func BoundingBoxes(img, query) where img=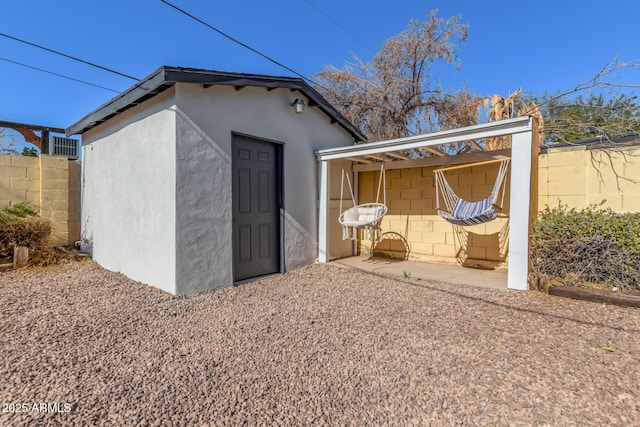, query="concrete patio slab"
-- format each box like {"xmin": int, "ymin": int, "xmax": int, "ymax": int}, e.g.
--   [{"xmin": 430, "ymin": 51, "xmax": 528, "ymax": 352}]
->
[{"xmin": 331, "ymin": 255, "xmax": 508, "ymax": 289}]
